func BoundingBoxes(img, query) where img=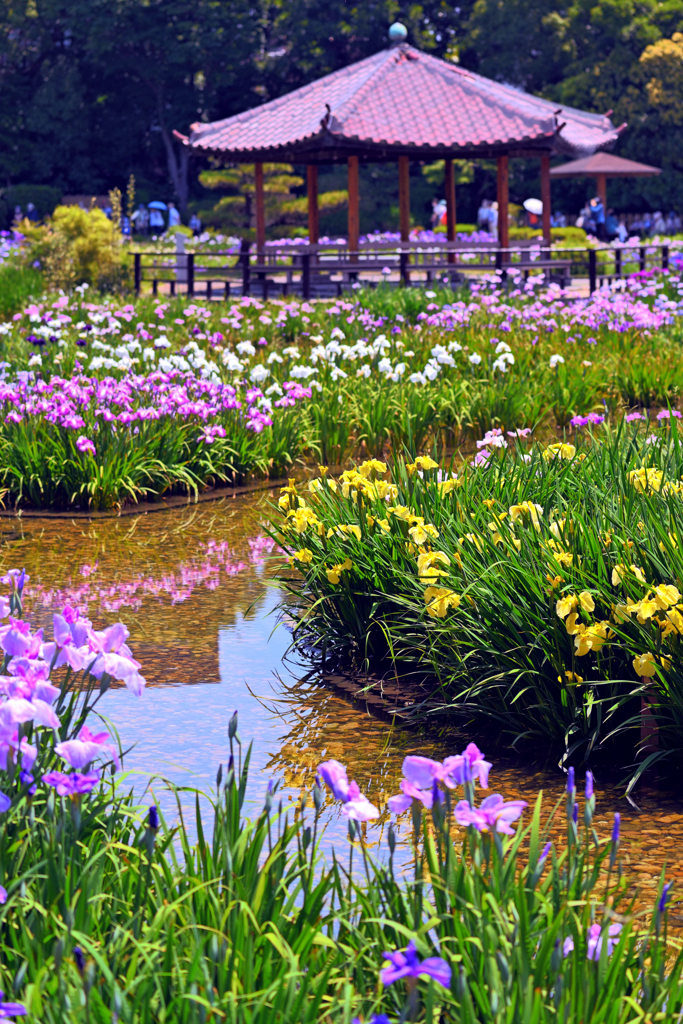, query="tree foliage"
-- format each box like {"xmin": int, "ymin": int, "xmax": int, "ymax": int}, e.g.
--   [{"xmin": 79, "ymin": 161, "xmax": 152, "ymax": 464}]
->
[{"xmin": 2, "ymin": 0, "xmax": 683, "ymax": 214}]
